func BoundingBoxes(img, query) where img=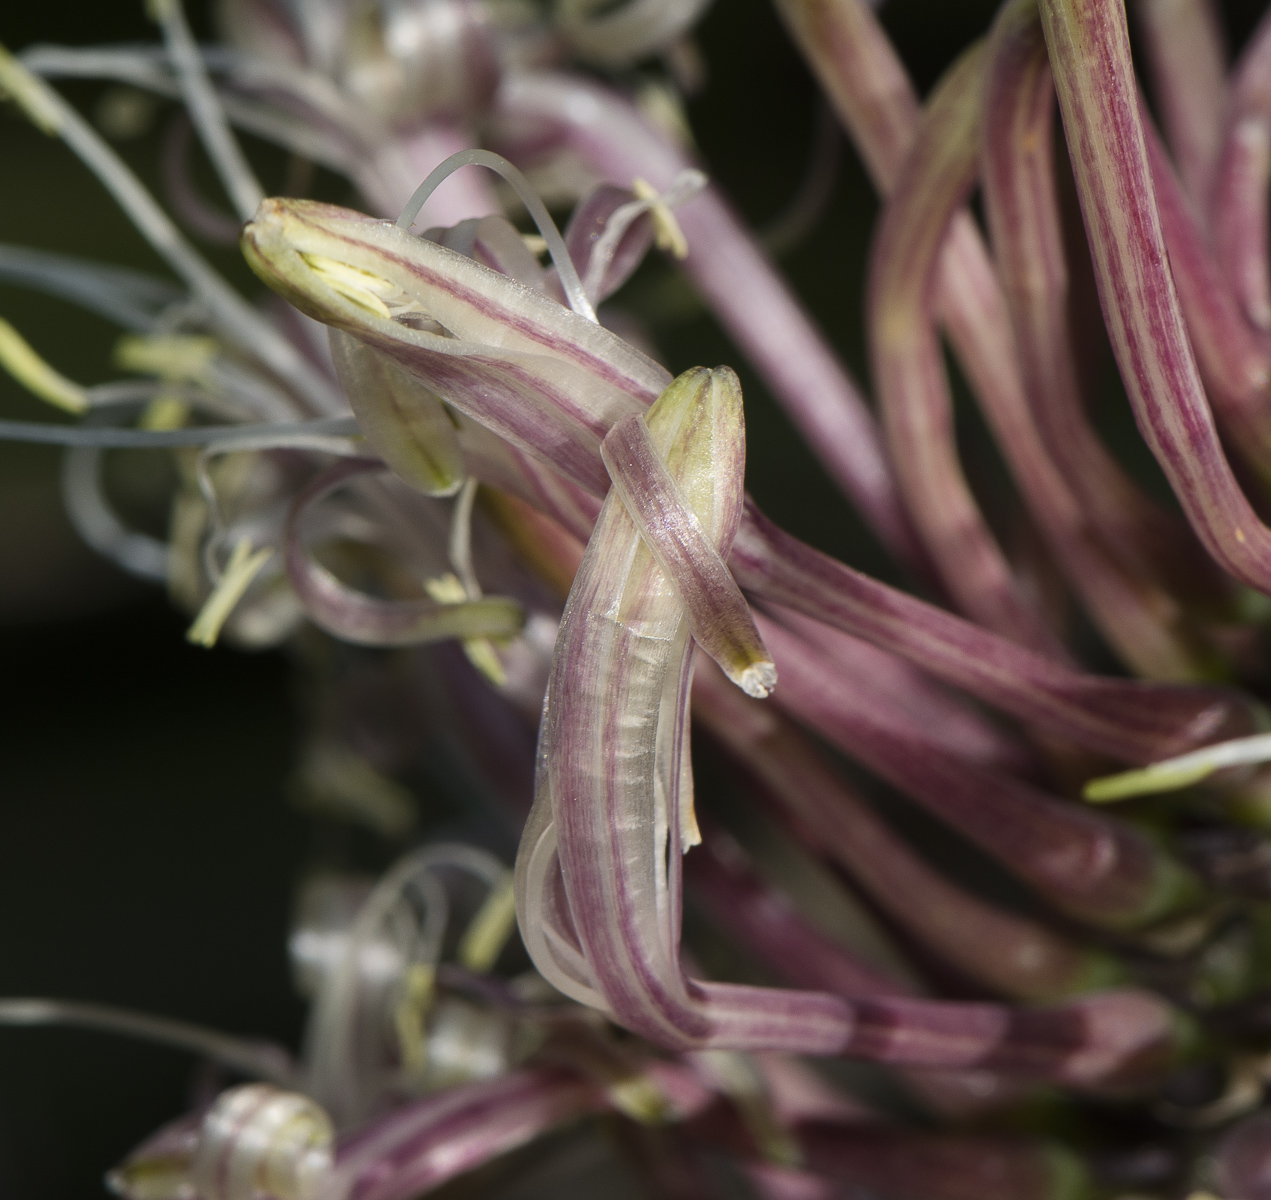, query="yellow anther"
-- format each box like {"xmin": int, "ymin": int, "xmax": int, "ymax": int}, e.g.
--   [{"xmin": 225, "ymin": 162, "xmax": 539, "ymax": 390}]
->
[
  {"xmin": 1084, "ymin": 732, "xmax": 1271, "ymax": 803},
  {"xmin": 459, "ymin": 639, "xmax": 506, "ymax": 686},
  {"xmin": 394, "ymin": 962, "xmax": 436, "ymax": 1074},
  {"xmin": 632, "ymin": 177, "xmax": 690, "ymax": 260},
  {"xmin": 186, "ymin": 538, "xmax": 273, "ymax": 648},
  {"xmin": 680, "ymin": 793, "xmax": 702, "ymax": 850},
  {"xmin": 424, "ymin": 573, "xmax": 508, "ymax": 687},
  {"xmin": 1084, "ymin": 760, "xmax": 1215, "ymax": 803},
  {"xmin": 457, "ymin": 876, "xmax": 517, "ymax": 973},
  {"xmin": 424, "ymin": 572, "xmax": 467, "ymax": 605},
  {"xmin": 115, "ymin": 334, "xmax": 218, "ymax": 382},
  {"xmin": 300, "ymin": 253, "xmax": 396, "ymax": 319},
  {"xmin": 0, "ymin": 45, "xmax": 63, "ymax": 136},
  {"xmin": 605, "ymin": 1072, "xmax": 672, "ymax": 1124},
  {"xmin": 520, "ymin": 233, "xmax": 549, "ymax": 258},
  {"xmin": 0, "ymin": 318, "xmax": 88, "ymax": 413},
  {"xmin": 139, "ymin": 396, "xmax": 190, "ymax": 431}
]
